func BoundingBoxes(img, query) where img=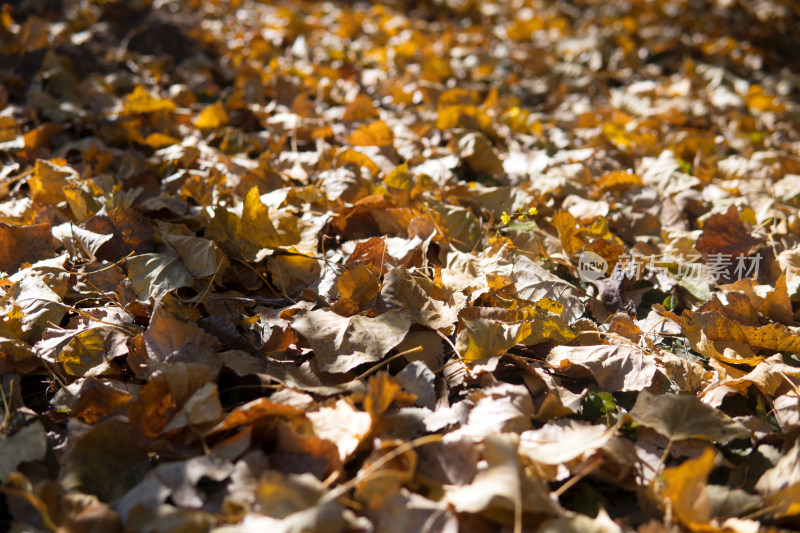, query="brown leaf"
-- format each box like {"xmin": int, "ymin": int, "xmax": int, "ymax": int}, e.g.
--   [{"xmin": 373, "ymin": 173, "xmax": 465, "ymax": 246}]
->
[
  {"xmin": 0, "ymin": 222, "xmax": 54, "ymax": 273},
  {"xmin": 71, "ymin": 378, "xmax": 134, "ymax": 424},
  {"xmin": 125, "ymin": 253, "xmax": 194, "ymax": 301},
  {"xmin": 348, "ymin": 120, "xmax": 394, "ymax": 147},
  {"xmin": 553, "ymin": 210, "xmax": 588, "ymax": 255},
  {"xmin": 336, "ymin": 263, "xmax": 379, "ymax": 308},
  {"xmin": 342, "ymin": 93, "xmax": 380, "ymax": 122},
  {"xmin": 519, "ymin": 420, "xmax": 616, "ymax": 468},
  {"xmin": 59, "ymin": 419, "xmax": 150, "ymax": 501},
  {"xmin": 453, "ymin": 130, "xmax": 503, "ymax": 176},
  {"xmin": 0, "ymin": 421, "xmax": 47, "ymax": 482},
  {"xmin": 443, "ymin": 433, "xmax": 561, "ymax": 517},
  {"xmin": 381, "ymin": 268, "xmax": 459, "ymax": 331},
  {"xmin": 291, "ymin": 309, "xmax": 411, "ymax": 374},
  {"xmin": 547, "ymin": 344, "xmax": 656, "ymax": 392},
  {"xmin": 108, "ymin": 208, "xmax": 155, "ymax": 254},
  {"xmin": 208, "ymin": 397, "xmax": 304, "ymax": 435},
  {"xmin": 355, "ymin": 439, "xmax": 417, "ymax": 510},
  {"xmin": 128, "ymin": 363, "xmax": 216, "ymax": 437},
  {"xmin": 628, "ymin": 390, "xmax": 749, "ymax": 443},
  {"xmin": 696, "ymin": 205, "xmax": 761, "ymax": 256}
]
